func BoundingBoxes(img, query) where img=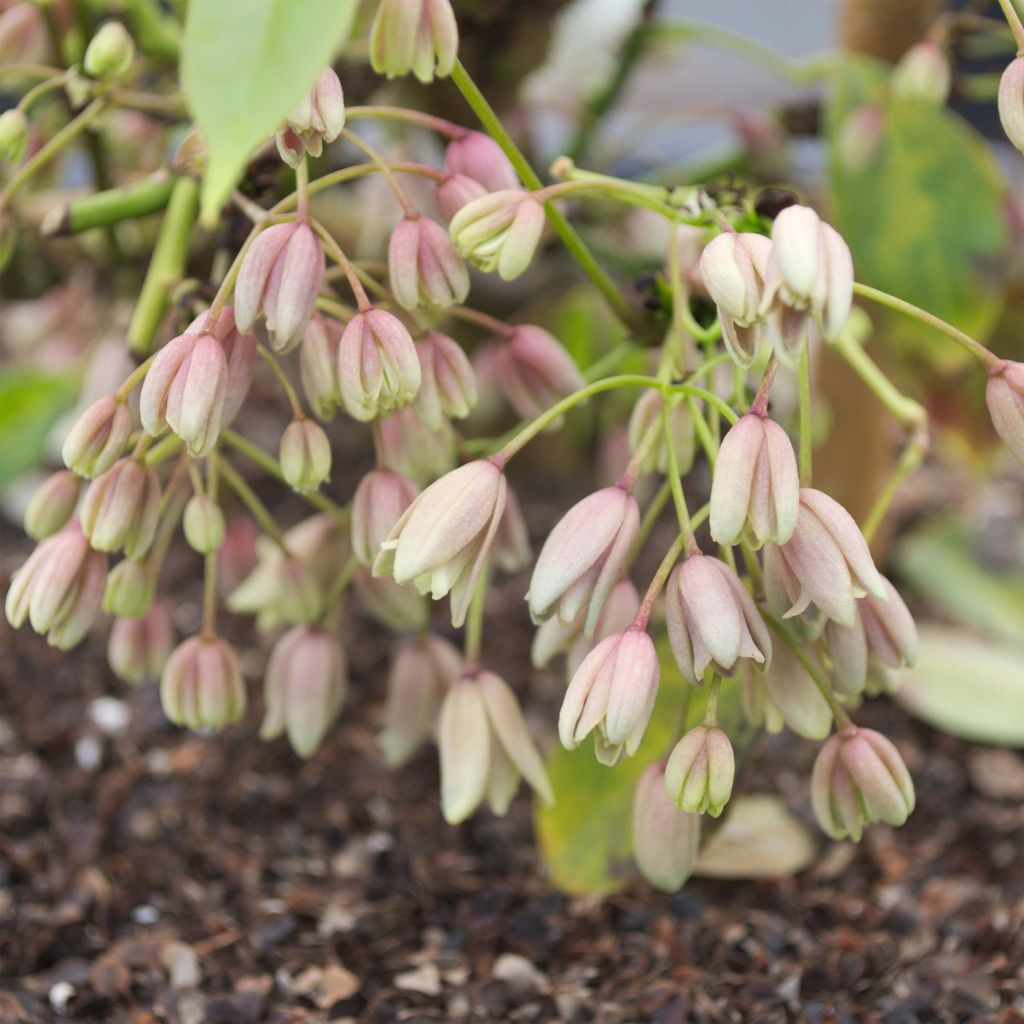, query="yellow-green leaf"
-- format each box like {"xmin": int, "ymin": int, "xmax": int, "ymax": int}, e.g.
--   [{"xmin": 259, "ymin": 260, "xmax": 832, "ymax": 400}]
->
[
  {"xmin": 181, "ymin": 0, "xmax": 358, "ymax": 223},
  {"xmin": 0, "ymin": 370, "xmax": 76, "ymax": 485}
]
